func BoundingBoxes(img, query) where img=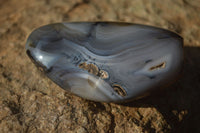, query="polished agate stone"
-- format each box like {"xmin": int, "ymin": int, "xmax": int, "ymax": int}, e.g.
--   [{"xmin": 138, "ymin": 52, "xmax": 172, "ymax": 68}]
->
[{"xmin": 26, "ymin": 22, "xmax": 183, "ymax": 102}]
